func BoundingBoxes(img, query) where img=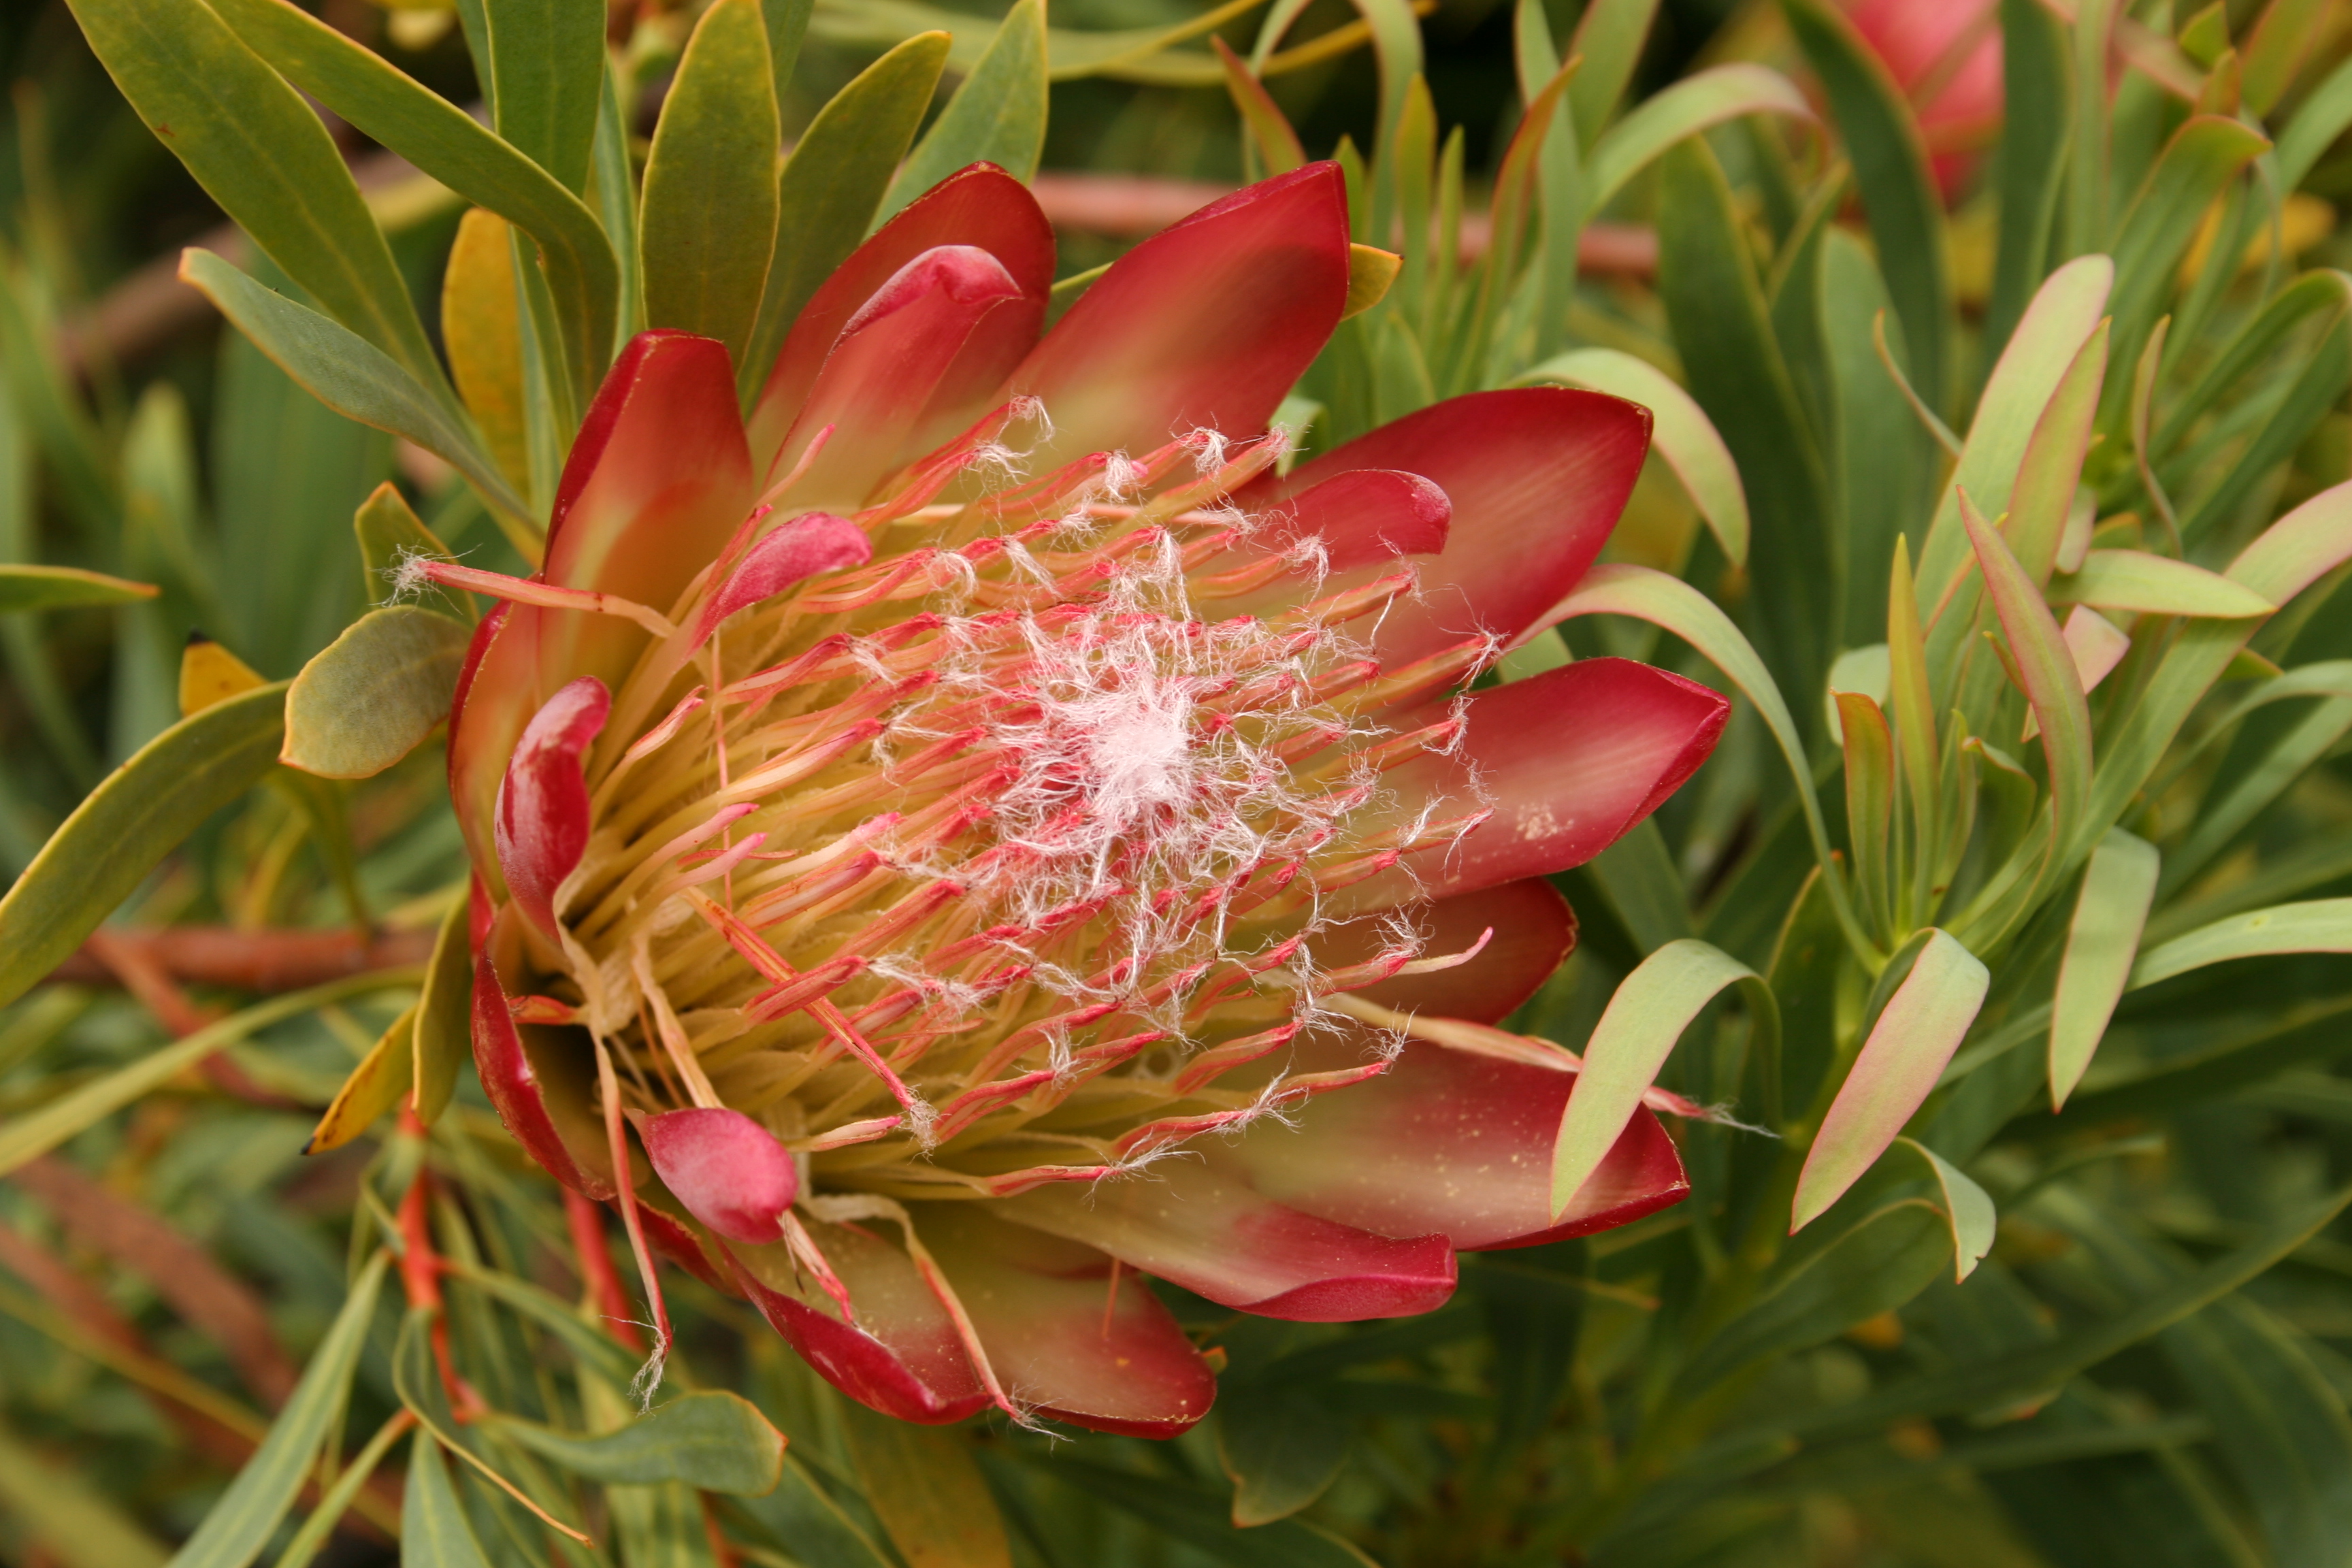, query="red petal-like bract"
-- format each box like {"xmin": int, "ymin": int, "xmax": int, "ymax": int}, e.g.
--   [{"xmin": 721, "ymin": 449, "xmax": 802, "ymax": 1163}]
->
[
  {"xmin": 494, "ymin": 677, "xmax": 609, "ymax": 941},
  {"xmin": 691, "ymin": 512, "xmax": 873, "ymax": 648},
  {"xmin": 471, "ymin": 947, "xmax": 617, "ymax": 1200},
  {"xmin": 1327, "ymin": 879, "xmax": 1578, "ymax": 1024},
  {"xmin": 640, "ymin": 1107, "xmax": 799, "ymax": 1244},
  {"xmin": 1007, "ymin": 162, "xmax": 1351, "ymax": 463}
]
